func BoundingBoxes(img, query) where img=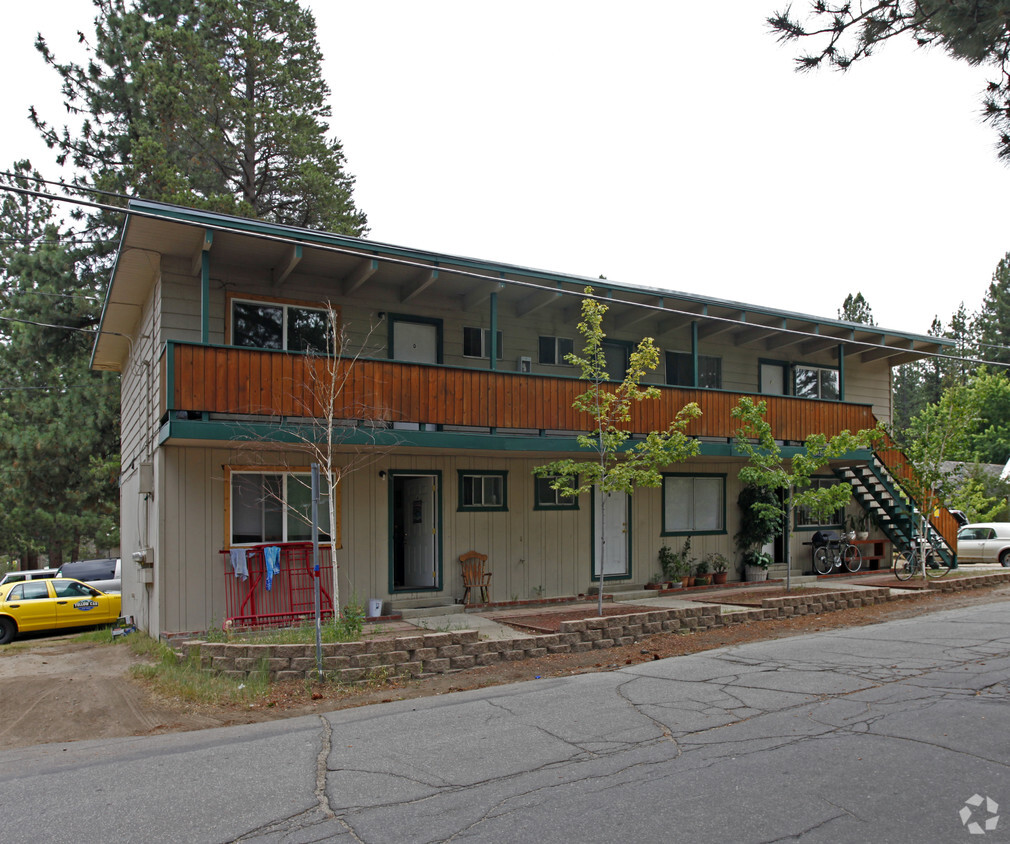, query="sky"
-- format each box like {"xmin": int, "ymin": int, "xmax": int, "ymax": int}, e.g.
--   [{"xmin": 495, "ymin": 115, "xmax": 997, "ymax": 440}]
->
[{"xmin": 2, "ymin": 1, "xmax": 1009, "ymax": 339}]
